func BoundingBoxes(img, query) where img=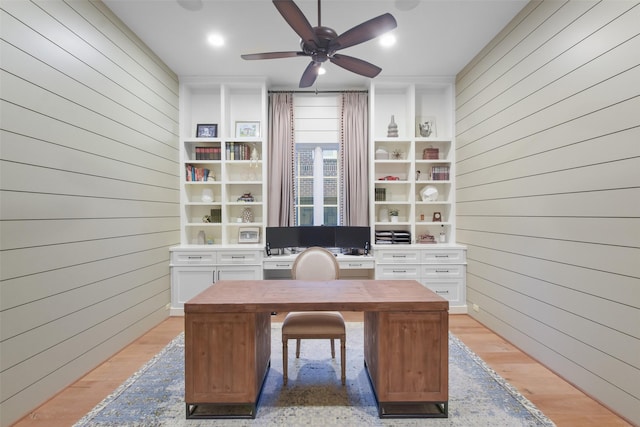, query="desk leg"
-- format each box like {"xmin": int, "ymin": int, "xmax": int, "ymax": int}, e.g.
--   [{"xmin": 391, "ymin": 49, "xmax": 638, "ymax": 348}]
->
[
  {"xmin": 364, "ymin": 311, "xmax": 448, "ymax": 418},
  {"xmin": 185, "ymin": 312, "xmax": 271, "ymax": 419}
]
